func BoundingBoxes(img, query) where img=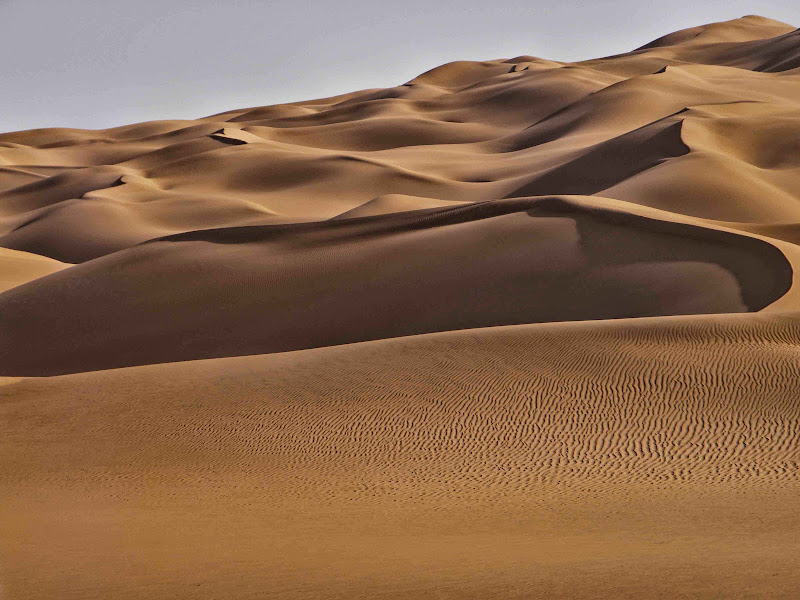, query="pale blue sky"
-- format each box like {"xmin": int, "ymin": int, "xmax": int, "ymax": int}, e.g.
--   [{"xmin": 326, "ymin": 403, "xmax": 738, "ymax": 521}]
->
[{"xmin": 1, "ymin": 0, "xmax": 797, "ymax": 132}]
